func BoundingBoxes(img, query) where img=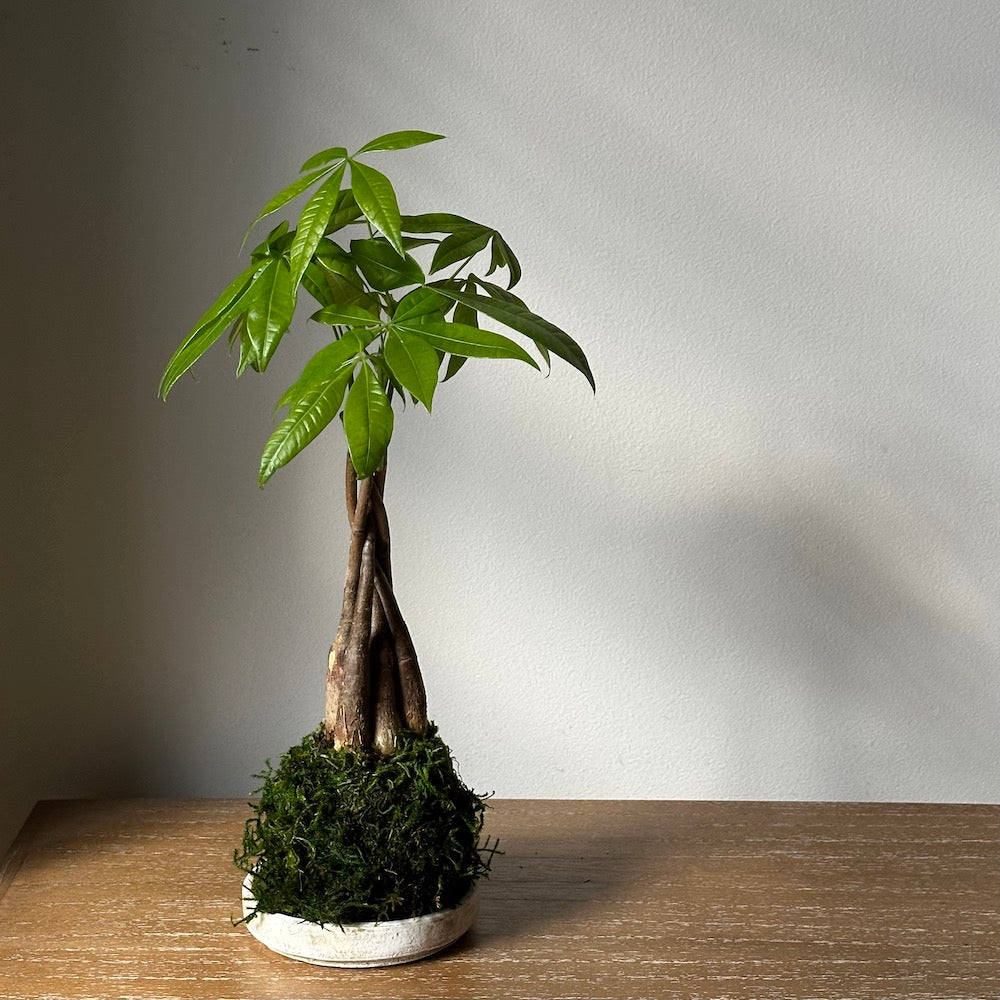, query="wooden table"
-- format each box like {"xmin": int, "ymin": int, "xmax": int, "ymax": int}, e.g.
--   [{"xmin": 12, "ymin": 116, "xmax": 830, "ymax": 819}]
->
[{"xmin": 0, "ymin": 799, "xmax": 997, "ymax": 999}]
